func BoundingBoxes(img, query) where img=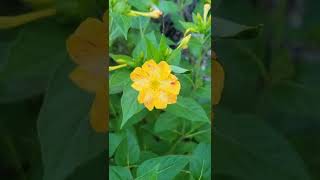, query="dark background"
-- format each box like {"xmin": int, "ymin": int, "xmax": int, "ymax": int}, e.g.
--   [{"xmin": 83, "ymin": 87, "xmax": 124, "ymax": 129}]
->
[
  {"xmin": 214, "ymin": 0, "xmax": 320, "ymax": 179},
  {"xmin": 1, "ymin": 0, "xmax": 320, "ymax": 179}
]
